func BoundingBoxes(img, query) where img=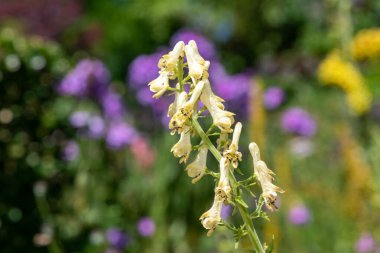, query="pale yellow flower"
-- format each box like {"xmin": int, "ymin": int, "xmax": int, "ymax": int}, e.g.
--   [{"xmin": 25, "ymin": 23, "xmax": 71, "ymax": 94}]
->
[
  {"xmin": 158, "ymin": 41, "xmax": 185, "ymax": 78},
  {"xmin": 223, "ymin": 122, "xmax": 243, "ymax": 168},
  {"xmin": 171, "ymin": 126, "xmax": 192, "ymax": 163},
  {"xmin": 148, "ymin": 72, "xmax": 169, "ymax": 98},
  {"xmin": 186, "ymin": 145, "xmax": 208, "ymax": 183},
  {"xmin": 215, "ymin": 157, "xmax": 231, "ymax": 203},
  {"xmin": 199, "ymin": 194, "xmax": 223, "ymax": 236},
  {"xmin": 169, "ymin": 81, "xmax": 204, "ymax": 133},
  {"xmin": 185, "ymin": 40, "xmax": 209, "ymax": 80},
  {"xmin": 200, "ymin": 80, "xmax": 235, "ymax": 133},
  {"xmin": 249, "ymin": 142, "xmax": 284, "ymax": 211}
]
